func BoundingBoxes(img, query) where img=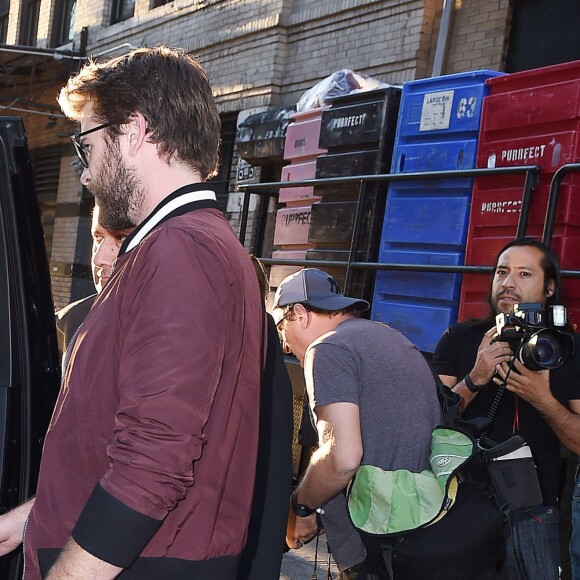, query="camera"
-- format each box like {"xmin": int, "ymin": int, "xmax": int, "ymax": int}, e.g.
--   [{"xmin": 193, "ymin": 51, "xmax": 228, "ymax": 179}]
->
[{"xmin": 494, "ymin": 303, "xmax": 575, "ymax": 371}]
